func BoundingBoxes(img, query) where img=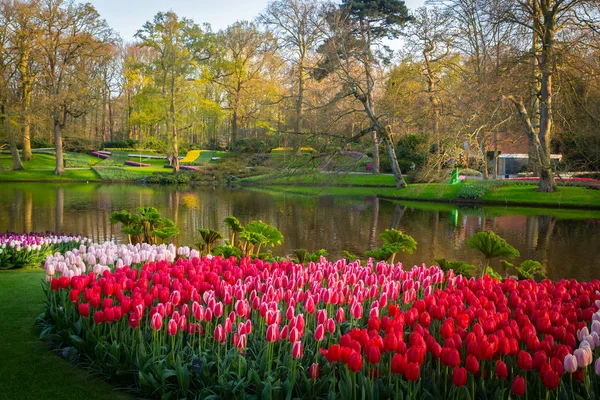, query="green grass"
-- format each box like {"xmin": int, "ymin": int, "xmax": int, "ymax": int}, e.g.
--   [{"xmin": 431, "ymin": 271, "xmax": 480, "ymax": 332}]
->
[
  {"xmin": 482, "ymin": 185, "xmax": 600, "ymax": 208},
  {"xmin": 0, "ymin": 153, "xmax": 57, "ymax": 169},
  {"xmin": 127, "ymin": 155, "xmax": 167, "ymax": 167},
  {"xmin": 242, "ymin": 172, "xmax": 398, "ymax": 186},
  {"xmin": 96, "ymin": 151, "xmax": 130, "ymax": 167},
  {"xmin": 0, "ymin": 269, "xmax": 131, "ymax": 400},
  {"xmin": 0, "ymin": 169, "xmax": 101, "ymax": 182},
  {"xmin": 64, "ymin": 152, "xmax": 103, "ymax": 168}
]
